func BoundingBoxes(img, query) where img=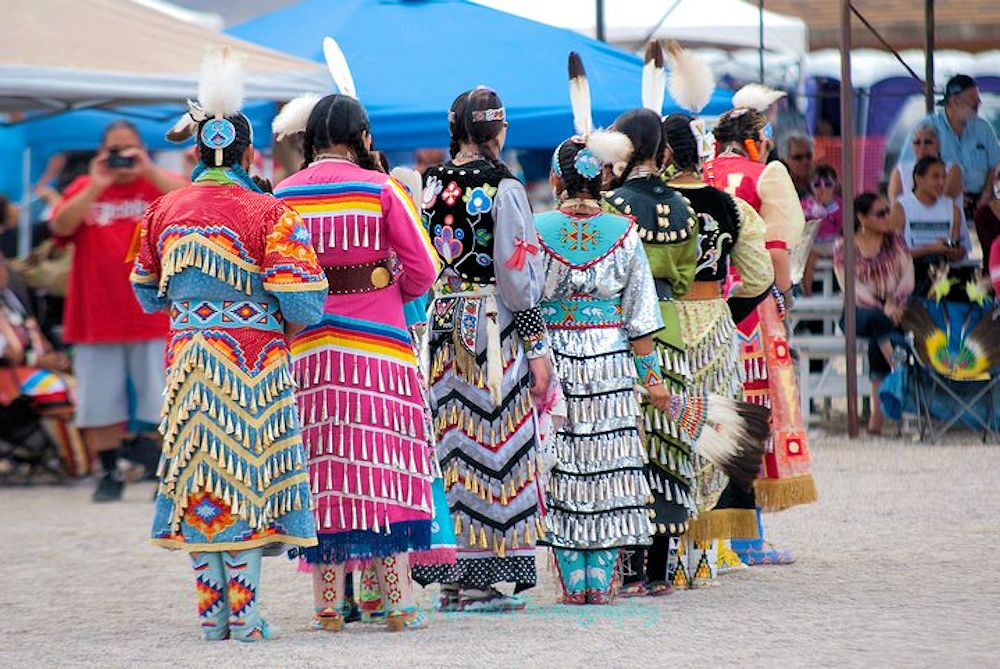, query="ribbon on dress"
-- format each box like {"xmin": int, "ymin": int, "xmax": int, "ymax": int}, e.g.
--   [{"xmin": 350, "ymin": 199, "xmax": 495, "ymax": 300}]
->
[{"xmin": 505, "ymin": 237, "xmax": 539, "ymax": 271}]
